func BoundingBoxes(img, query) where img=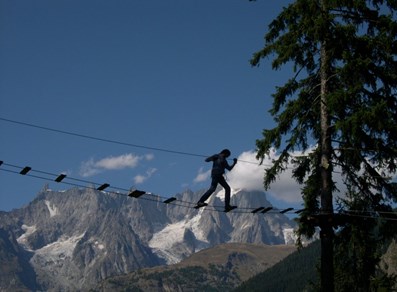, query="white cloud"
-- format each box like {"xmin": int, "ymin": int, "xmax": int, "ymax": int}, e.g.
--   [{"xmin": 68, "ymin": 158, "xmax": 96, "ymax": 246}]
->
[
  {"xmin": 193, "ymin": 167, "xmax": 211, "ymax": 183},
  {"xmin": 225, "ymin": 149, "xmax": 310, "ymax": 203},
  {"xmin": 80, "ymin": 153, "xmax": 153, "ymax": 177},
  {"xmin": 133, "ymin": 175, "xmax": 146, "ymax": 184},
  {"xmin": 193, "ymin": 147, "xmax": 395, "ymax": 205},
  {"xmin": 227, "ymin": 150, "xmax": 268, "ymax": 193},
  {"xmin": 134, "ymin": 168, "xmax": 157, "ymax": 185},
  {"xmin": 265, "ymin": 167, "xmax": 304, "ymax": 203},
  {"xmin": 145, "ymin": 153, "xmax": 154, "ymax": 161},
  {"xmin": 95, "ymin": 154, "xmax": 141, "ymax": 170},
  {"xmin": 80, "ymin": 159, "xmax": 102, "ymax": 177},
  {"xmin": 226, "ymin": 148, "xmax": 349, "ymax": 204}
]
